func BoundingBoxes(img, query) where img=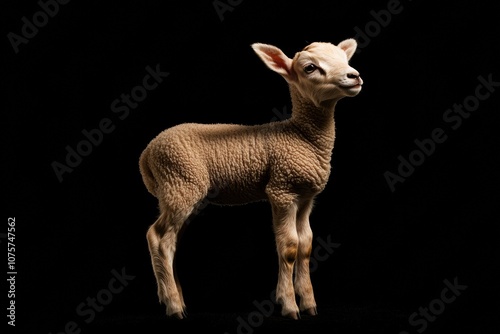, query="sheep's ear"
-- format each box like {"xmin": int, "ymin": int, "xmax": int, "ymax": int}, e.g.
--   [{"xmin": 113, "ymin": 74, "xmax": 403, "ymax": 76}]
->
[
  {"xmin": 251, "ymin": 43, "xmax": 296, "ymax": 82},
  {"xmin": 337, "ymin": 38, "xmax": 357, "ymax": 60}
]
